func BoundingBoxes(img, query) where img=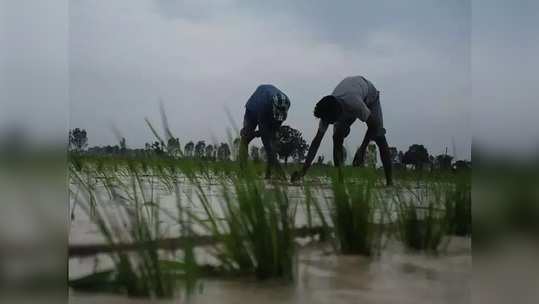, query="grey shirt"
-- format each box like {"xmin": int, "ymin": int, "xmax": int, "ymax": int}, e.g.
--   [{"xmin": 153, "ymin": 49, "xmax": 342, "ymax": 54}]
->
[
  {"xmin": 332, "ymin": 76, "xmax": 378, "ymax": 122},
  {"xmin": 317, "ymin": 76, "xmax": 383, "ymax": 137}
]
